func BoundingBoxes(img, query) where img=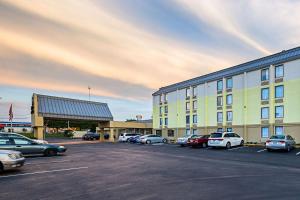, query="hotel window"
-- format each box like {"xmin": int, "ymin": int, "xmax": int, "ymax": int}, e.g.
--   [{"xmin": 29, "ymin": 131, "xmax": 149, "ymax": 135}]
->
[
  {"xmin": 193, "ymin": 100, "xmax": 197, "ymax": 110},
  {"xmin": 275, "ymin": 65, "xmax": 284, "ymax": 78},
  {"xmin": 226, "ymin": 77, "xmax": 233, "ymax": 89},
  {"xmin": 275, "ymin": 85, "xmax": 284, "ymax": 98},
  {"xmin": 193, "ymin": 114, "xmax": 197, "ymax": 124},
  {"xmin": 186, "ymin": 128, "xmax": 191, "ymax": 136},
  {"xmin": 226, "ymin": 128, "xmax": 233, "ymax": 132},
  {"xmin": 167, "ymin": 130, "xmax": 174, "ymax": 137},
  {"xmin": 159, "ymin": 107, "xmax": 163, "ymax": 115},
  {"xmin": 217, "ymin": 80, "xmax": 223, "ymax": 91},
  {"xmin": 186, "ymin": 102, "xmax": 190, "ymax": 110},
  {"xmin": 164, "ymin": 105, "xmax": 168, "ymax": 113},
  {"xmin": 186, "ymin": 115, "xmax": 190, "ymax": 125},
  {"xmin": 275, "ymin": 126, "xmax": 284, "ymax": 135},
  {"xmin": 261, "ymin": 88, "xmax": 269, "ymax": 100},
  {"xmin": 192, "ymin": 129, "xmax": 198, "ymax": 135},
  {"xmin": 261, "ymin": 68, "xmax": 269, "ymax": 81},
  {"xmin": 159, "ymin": 118, "xmax": 163, "ymax": 126},
  {"xmin": 186, "ymin": 88, "xmax": 191, "ymax": 98},
  {"xmin": 217, "ymin": 96, "xmax": 223, "ymax": 107},
  {"xmin": 261, "ymin": 107, "xmax": 269, "ymax": 119},
  {"xmin": 164, "ymin": 93, "xmax": 168, "ymax": 102},
  {"xmin": 217, "ymin": 128, "xmax": 223, "ymax": 132},
  {"xmin": 227, "ymin": 111, "xmax": 233, "ymax": 122},
  {"xmin": 261, "ymin": 127, "xmax": 269, "ymax": 138},
  {"xmin": 160, "ymin": 95, "xmax": 163, "ymax": 102},
  {"xmin": 217, "ymin": 112, "xmax": 223, "ymax": 123},
  {"xmin": 165, "ymin": 118, "xmax": 168, "ymax": 126},
  {"xmin": 275, "ymin": 106, "xmax": 284, "ymax": 118},
  {"xmin": 192, "ymin": 86, "xmax": 197, "ymax": 97},
  {"xmin": 226, "ymin": 94, "xmax": 233, "ymax": 105}
]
